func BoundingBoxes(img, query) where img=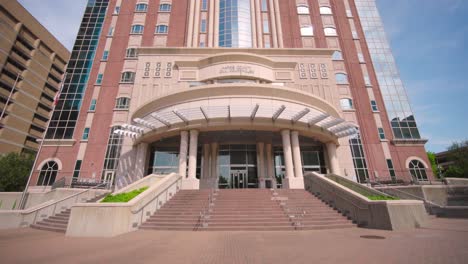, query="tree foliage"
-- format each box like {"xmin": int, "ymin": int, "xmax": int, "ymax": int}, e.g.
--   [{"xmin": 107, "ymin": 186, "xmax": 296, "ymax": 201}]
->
[
  {"xmin": 0, "ymin": 152, "xmax": 34, "ymax": 192},
  {"xmin": 444, "ymin": 140, "xmax": 468, "ymax": 178},
  {"xmin": 427, "ymin": 151, "xmax": 440, "ymax": 178}
]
